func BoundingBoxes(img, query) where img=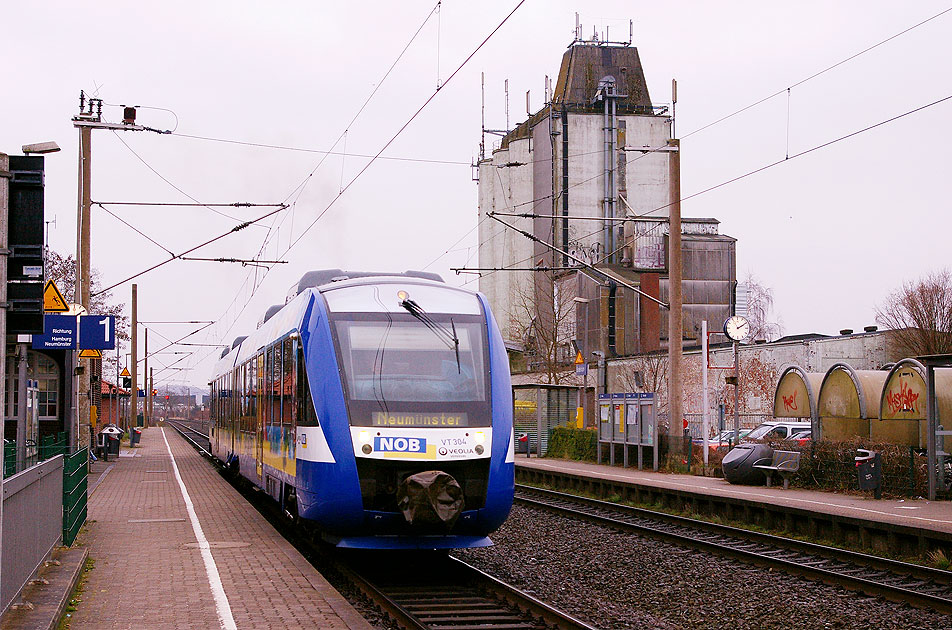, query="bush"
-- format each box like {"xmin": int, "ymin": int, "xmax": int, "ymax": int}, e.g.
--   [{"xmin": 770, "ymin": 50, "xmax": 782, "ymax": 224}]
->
[
  {"xmin": 791, "ymin": 438, "xmax": 925, "ymax": 497},
  {"xmin": 545, "ymin": 426, "xmax": 597, "ymax": 461},
  {"xmin": 713, "ymin": 438, "xmax": 930, "ymax": 497}
]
